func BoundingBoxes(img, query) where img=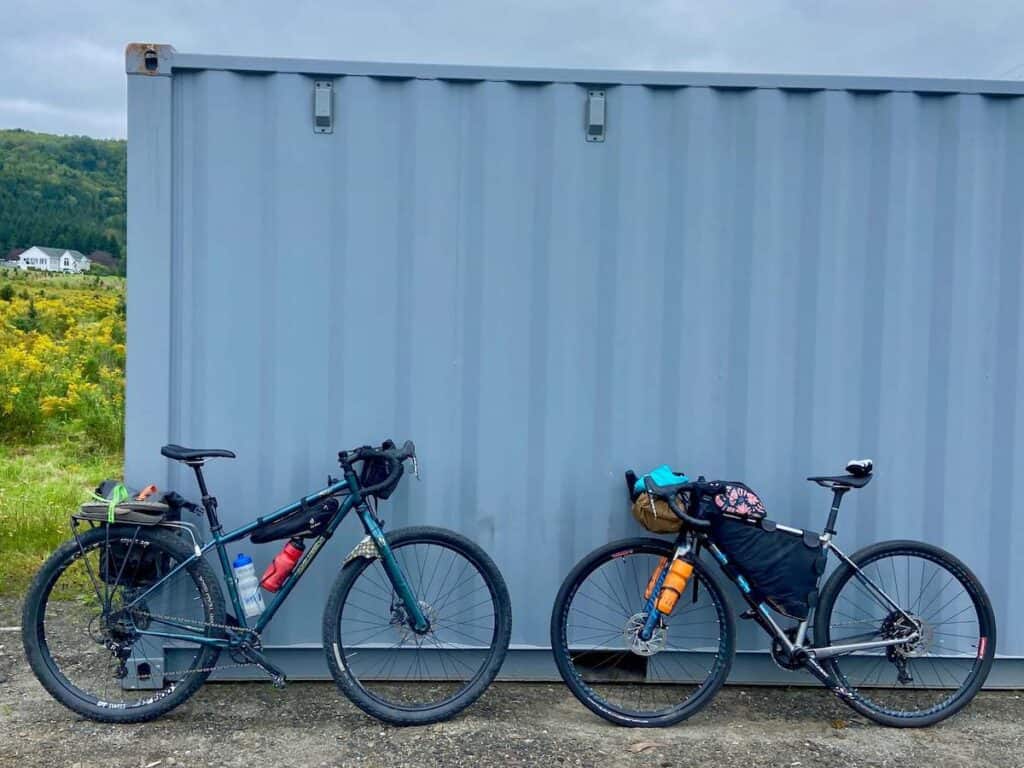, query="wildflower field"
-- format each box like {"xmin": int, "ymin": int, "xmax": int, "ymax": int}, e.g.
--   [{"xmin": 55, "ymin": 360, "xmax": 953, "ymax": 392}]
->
[{"xmin": 0, "ymin": 270, "xmax": 124, "ymax": 593}]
